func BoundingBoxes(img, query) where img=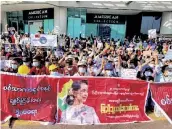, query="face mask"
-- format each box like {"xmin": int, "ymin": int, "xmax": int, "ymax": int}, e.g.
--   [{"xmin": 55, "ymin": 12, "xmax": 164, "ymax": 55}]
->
[
  {"xmin": 168, "ymin": 65, "xmax": 172, "ymax": 69},
  {"xmin": 7, "ymin": 49, "xmax": 11, "ymax": 52},
  {"xmin": 67, "ymin": 67, "xmax": 72, "ymax": 71},
  {"xmin": 11, "ymin": 64, "xmax": 18, "ymax": 70},
  {"xmin": 22, "ymin": 53, "xmax": 26, "ymax": 56},
  {"xmin": 17, "ymin": 49, "xmax": 21, "ymax": 52},
  {"xmin": 23, "ymin": 62, "xmax": 30, "ymax": 66},
  {"xmin": 32, "ymin": 62, "xmax": 39, "ymax": 67},
  {"xmin": 167, "ymin": 71, "xmax": 172, "ymax": 76},
  {"xmin": 50, "ymin": 72, "xmax": 59, "ymax": 76},
  {"xmin": 149, "ymin": 64, "xmax": 155, "ymax": 68},
  {"xmin": 106, "ymin": 70, "xmax": 113, "ymax": 77},
  {"xmin": 144, "ymin": 71, "xmax": 152, "ymax": 77},
  {"xmin": 114, "ymin": 62, "xmax": 118, "ymax": 66},
  {"xmin": 79, "ymin": 67, "xmax": 86, "ymax": 73}
]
